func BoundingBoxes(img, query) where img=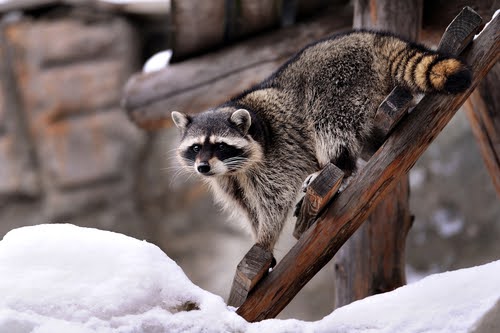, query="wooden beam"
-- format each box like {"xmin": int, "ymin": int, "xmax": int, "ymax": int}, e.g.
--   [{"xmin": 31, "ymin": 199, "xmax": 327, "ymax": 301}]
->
[
  {"xmin": 372, "ymin": 86, "xmax": 414, "ymax": 140},
  {"xmin": 464, "ymin": 63, "xmax": 500, "ymax": 197},
  {"xmin": 227, "ymin": 244, "xmax": 274, "ymax": 308},
  {"xmin": 121, "ymin": 6, "xmax": 353, "ymax": 130},
  {"xmin": 293, "ymin": 163, "xmax": 344, "ymax": 239},
  {"xmin": 236, "ymin": 8, "xmax": 498, "ymax": 321},
  {"xmin": 437, "ymin": 6, "xmax": 484, "ymax": 55}
]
